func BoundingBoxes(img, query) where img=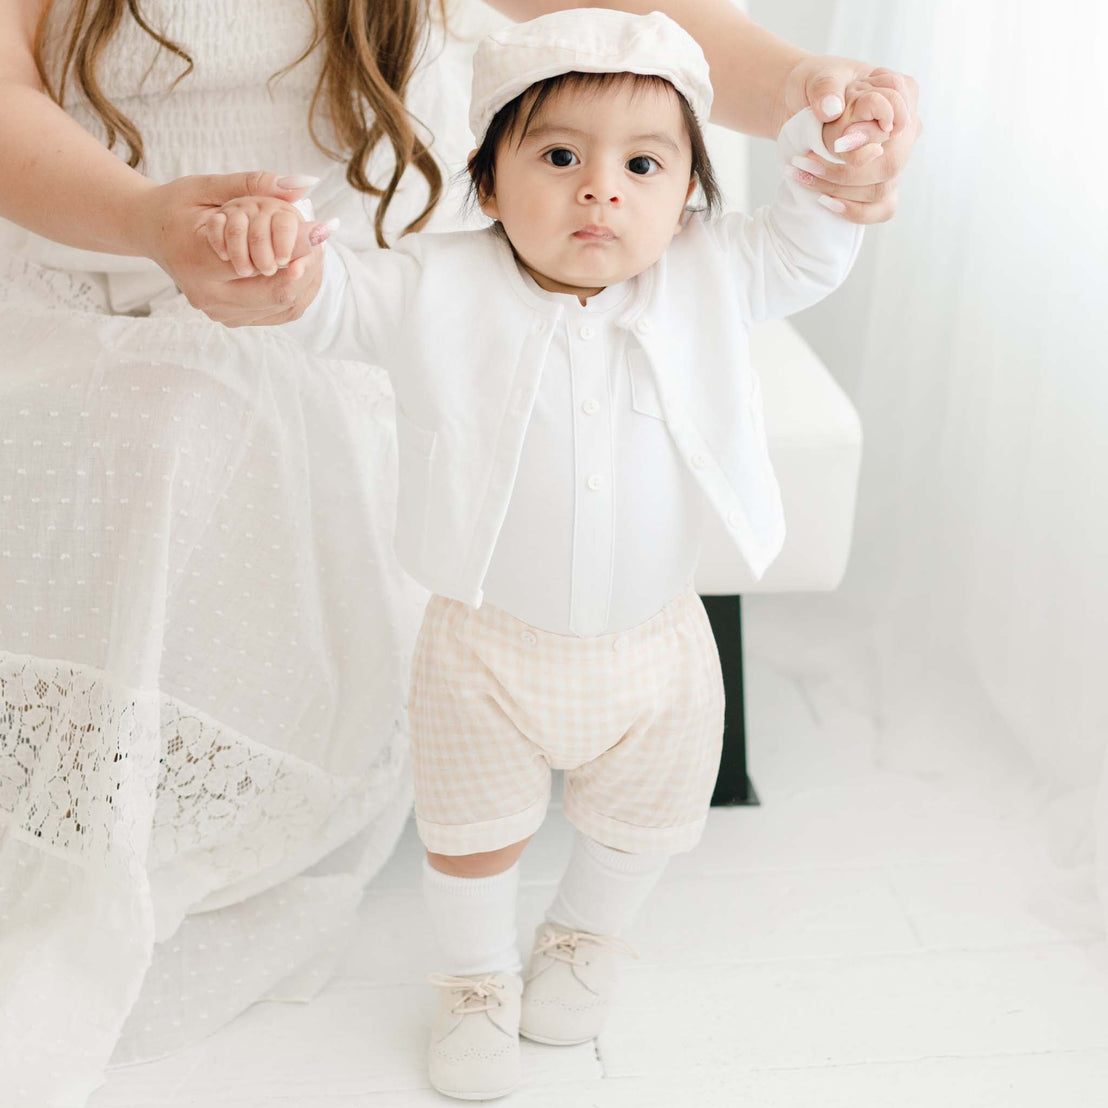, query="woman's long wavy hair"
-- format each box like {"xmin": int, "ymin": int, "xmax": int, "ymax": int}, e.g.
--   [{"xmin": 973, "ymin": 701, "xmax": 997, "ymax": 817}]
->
[{"xmin": 33, "ymin": 0, "xmax": 445, "ymax": 247}]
